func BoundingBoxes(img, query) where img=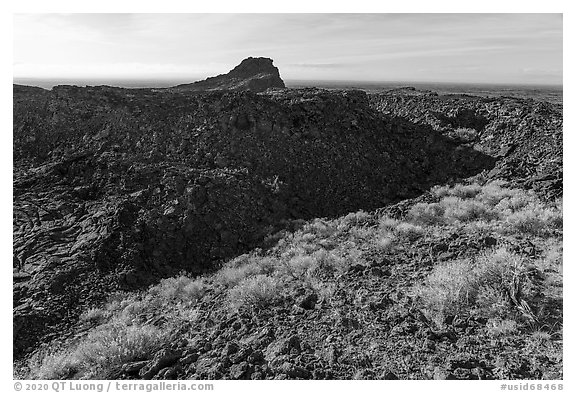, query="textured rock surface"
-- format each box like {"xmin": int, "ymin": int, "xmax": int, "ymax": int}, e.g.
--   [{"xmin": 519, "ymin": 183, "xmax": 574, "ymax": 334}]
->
[
  {"xmin": 369, "ymin": 89, "xmax": 562, "ymax": 200},
  {"xmin": 101, "ymin": 219, "xmax": 559, "ymax": 380},
  {"xmin": 173, "ymin": 57, "xmax": 285, "ymax": 92},
  {"xmin": 12, "ymin": 82, "xmax": 561, "ymax": 361}
]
